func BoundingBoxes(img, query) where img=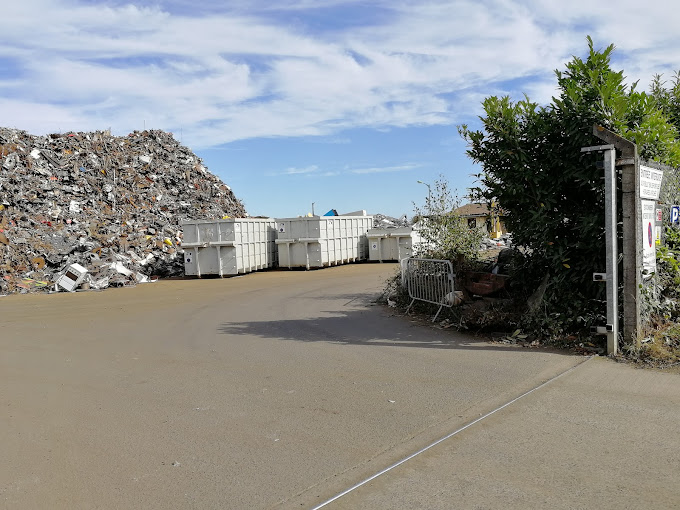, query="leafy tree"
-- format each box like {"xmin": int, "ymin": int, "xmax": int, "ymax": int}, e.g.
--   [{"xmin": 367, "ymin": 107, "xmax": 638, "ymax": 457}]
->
[
  {"xmin": 650, "ymin": 73, "xmax": 680, "ymax": 210},
  {"xmin": 412, "ymin": 175, "xmax": 483, "ymax": 271},
  {"xmin": 650, "ymin": 71, "xmax": 680, "ymax": 130},
  {"xmin": 458, "ymin": 37, "xmax": 680, "ymax": 339}
]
